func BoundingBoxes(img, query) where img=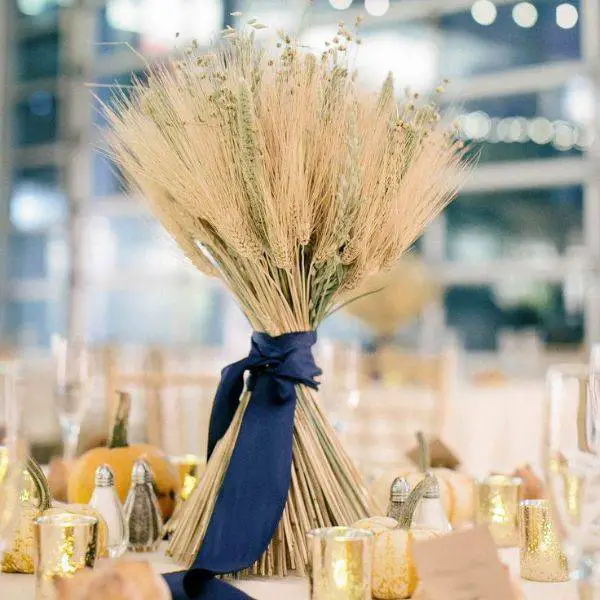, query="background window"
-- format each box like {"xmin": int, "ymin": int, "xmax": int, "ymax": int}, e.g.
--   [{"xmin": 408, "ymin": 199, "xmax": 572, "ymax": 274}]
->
[
  {"xmin": 6, "ymin": 300, "xmax": 51, "ymax": 347},
  {"xmin": 439, "ymin": 0, "xmax": 581, "ymax": 78},
  {"xmin": 16, "ymin": 33, "xmax": 60, "ymax": 81},
  {"xmin": 8, "ymin": 232, "xmax": 48, "ymax": 279},
  {"xmin": 445, "ymin": 186, "xmax": 583, "ymax": 263},
  {"xmin": 455, "ymin": 84, "xmax": 592, "ymax": 162},
  {"xmin": 13, "ymin": 92, "xmax": 58, "ymax": 146},
  {"xmin": 445, "ymin": 282, "xmax": 584, "ymax": 351}
]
